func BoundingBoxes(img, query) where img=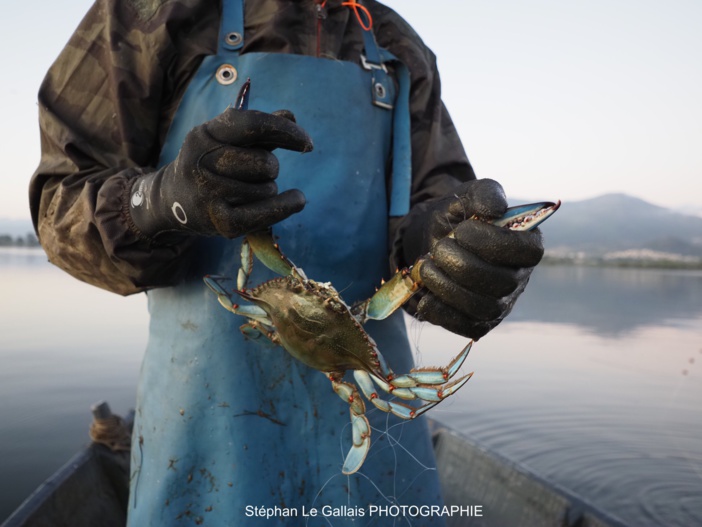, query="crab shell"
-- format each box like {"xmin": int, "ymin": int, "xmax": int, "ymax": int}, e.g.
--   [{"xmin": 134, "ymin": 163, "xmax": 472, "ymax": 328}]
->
[{"xmin": 237, "ymin": 275, "xmax": 382, "ymax": 377}]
